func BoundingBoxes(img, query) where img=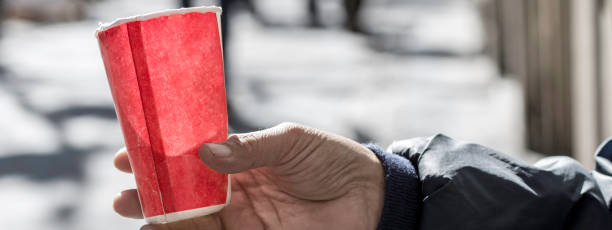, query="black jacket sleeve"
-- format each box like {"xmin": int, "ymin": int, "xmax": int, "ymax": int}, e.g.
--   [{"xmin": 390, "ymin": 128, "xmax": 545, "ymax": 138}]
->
[{"xmin": 386, "ymin": 134, "xmax": 612, "ymax": 230}]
